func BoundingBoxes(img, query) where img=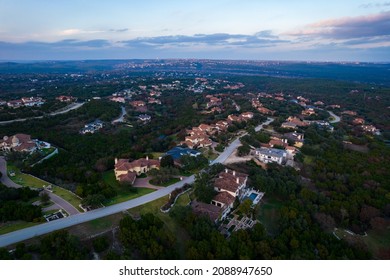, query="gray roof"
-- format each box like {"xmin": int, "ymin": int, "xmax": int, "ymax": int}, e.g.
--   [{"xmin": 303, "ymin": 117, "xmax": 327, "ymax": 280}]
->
[{"xmin": 256, "ymin": 147, "xmax": 286, "ymax": 158}]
